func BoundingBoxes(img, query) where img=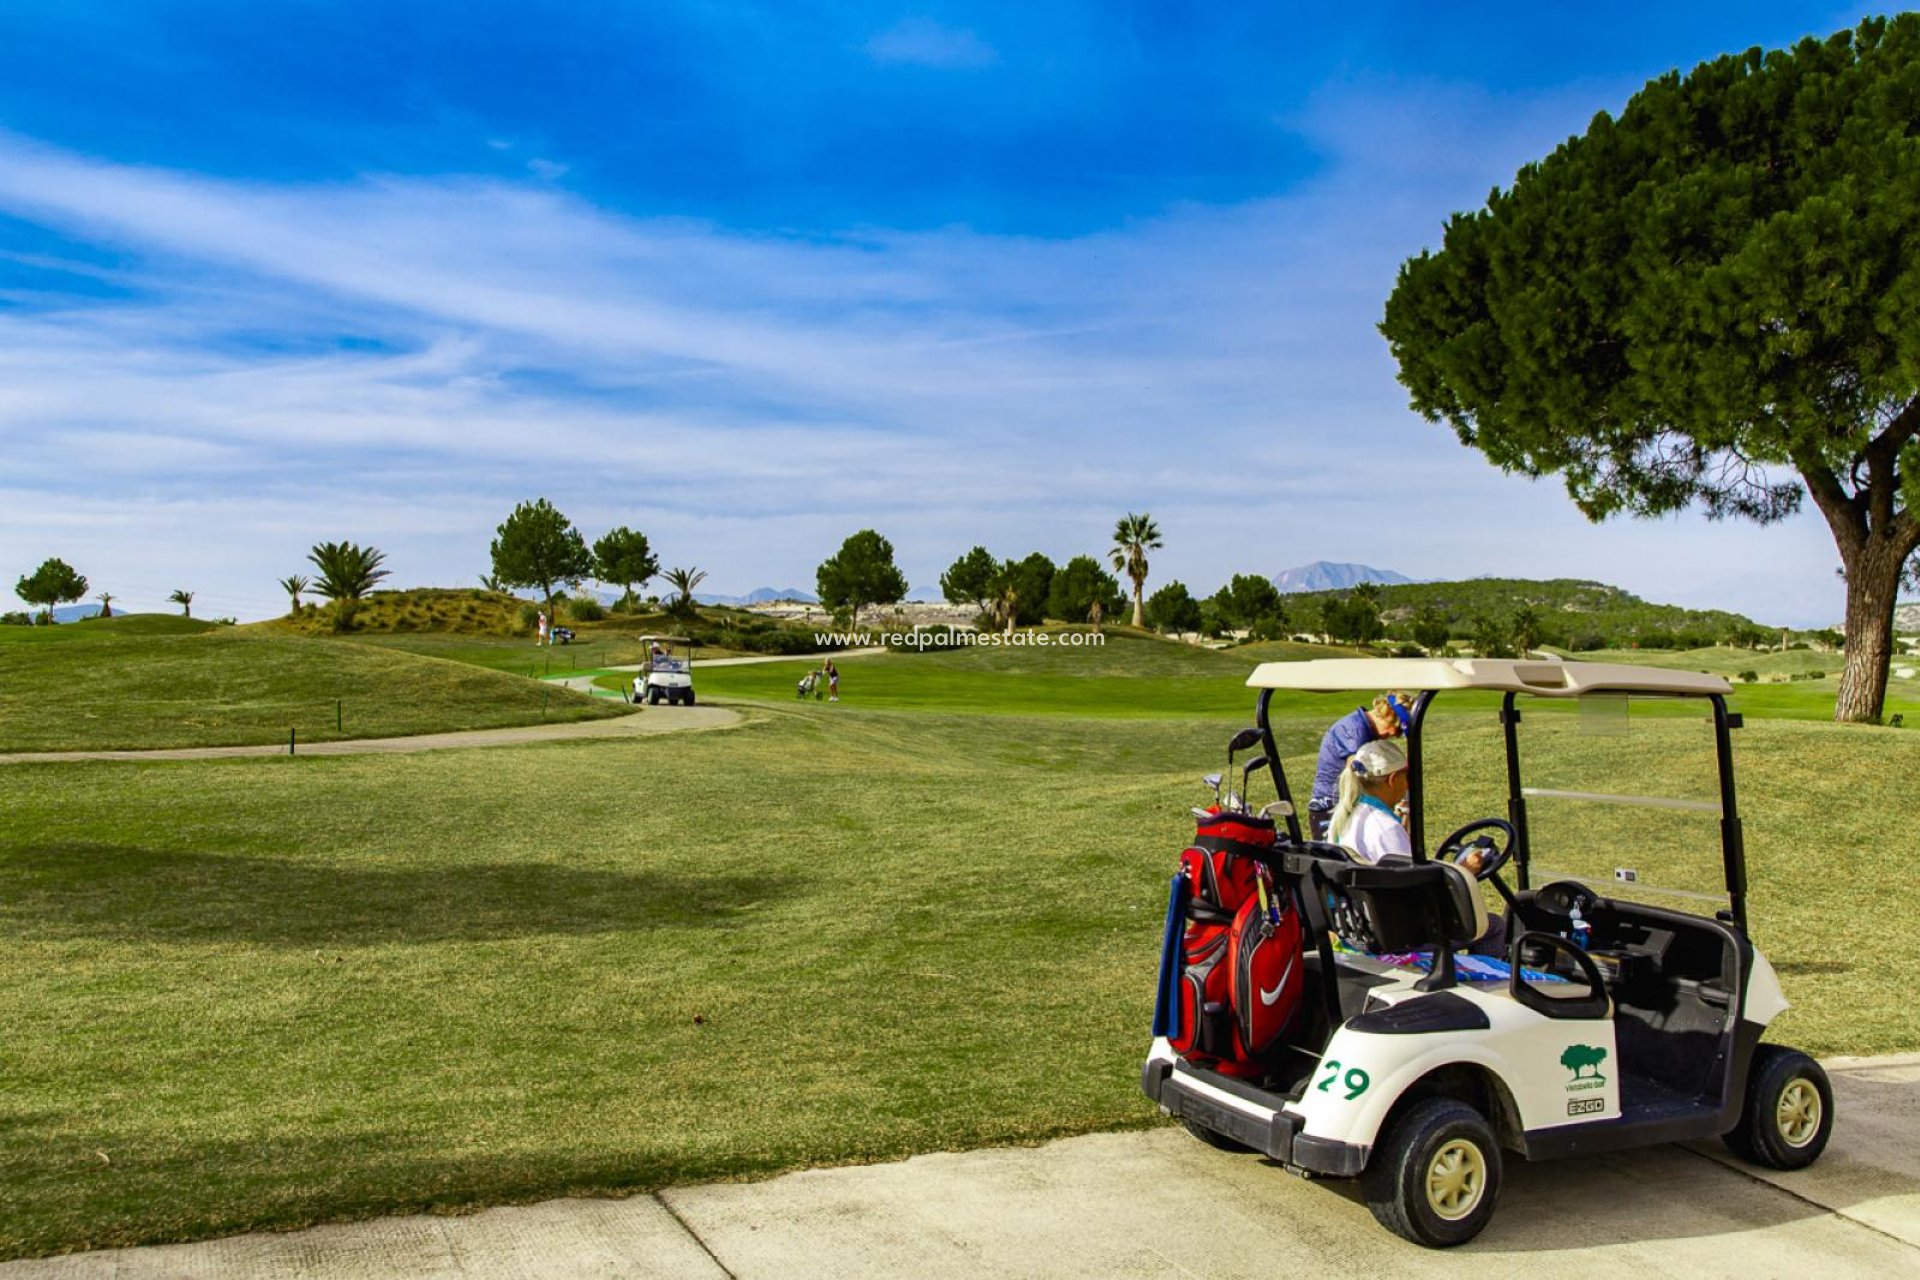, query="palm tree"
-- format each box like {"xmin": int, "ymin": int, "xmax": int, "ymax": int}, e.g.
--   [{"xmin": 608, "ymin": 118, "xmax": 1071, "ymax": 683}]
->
[
  {"xmin": 96, "ymin": 591, "xmax": 113, "ymax": 620},
  {"xmin": 1109, "ymin": 512, "xmax": 1162, "ymax": 629},
  {"xmin": 279, "ymin": 574, "xmax": 310, "ymax": 615},
  {"xmin": 992, "ymin": 581, "xmax": 1019, "ymax": 636},
  {"xmin": 307, "ymin": 541, "xmax": 390, "ymax": 600},
  {"xmin": 168, "ymin": 589, "xmax": 194, "ymax": 618},
  {"xmin": 663, "ymin": 566, "xmax": 708, "ymax": 616}
]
